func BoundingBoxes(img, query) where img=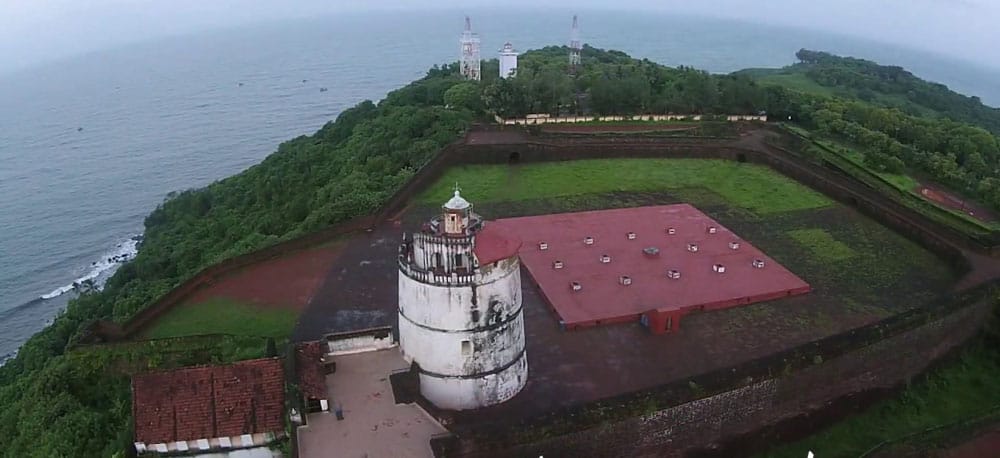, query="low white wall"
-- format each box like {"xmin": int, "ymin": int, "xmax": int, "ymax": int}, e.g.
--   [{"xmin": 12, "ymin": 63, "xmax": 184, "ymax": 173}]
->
[
  {"xmin": 136, "ymin": 432, "xmax": 281, "ymax": 457},
  {"xmin": 497, "ymin": 113, "xmax": 768, "ymax": 125},
  {"xmin": 325, "ymin": 327, "xmax": 395, "ymax": 356}
]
